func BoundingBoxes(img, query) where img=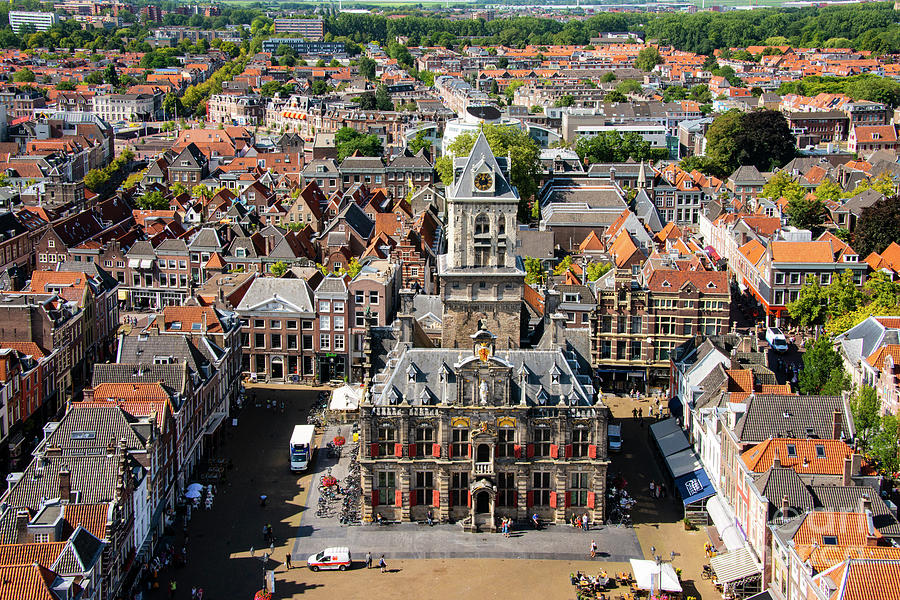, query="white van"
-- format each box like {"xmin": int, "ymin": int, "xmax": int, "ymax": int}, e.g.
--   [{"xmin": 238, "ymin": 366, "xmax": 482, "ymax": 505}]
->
[
  {"xmin": 307, "ymin": 547, "xmax": 351, "ymax": 571},
  {"xmin": 766, "ymin": 327, "xmax": 789, "ymax": 353},
  {"xmin": 608, "ymin": 424, "xmax": 623, "ymax": 452}
]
